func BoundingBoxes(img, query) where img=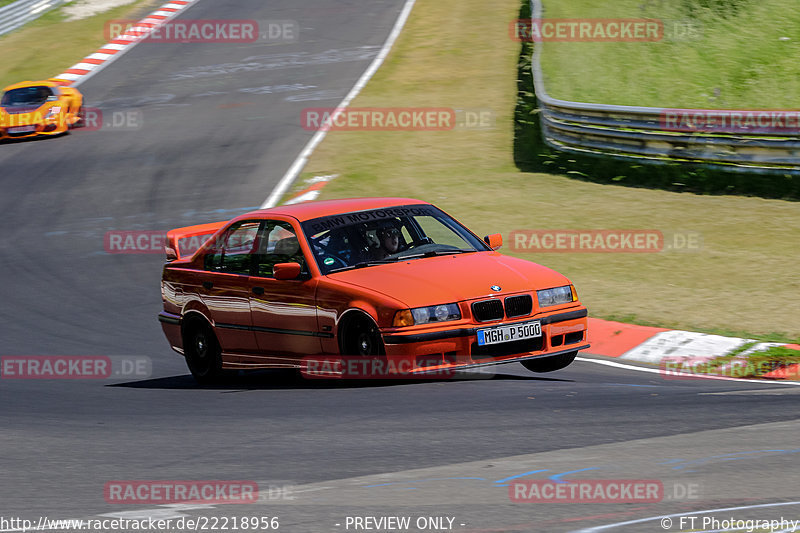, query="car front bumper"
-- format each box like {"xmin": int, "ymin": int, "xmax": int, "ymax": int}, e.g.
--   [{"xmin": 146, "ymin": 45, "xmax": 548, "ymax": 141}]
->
[{"xmin": 380, "ymin": 307, "xmax": 589, "ymax": 369}]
